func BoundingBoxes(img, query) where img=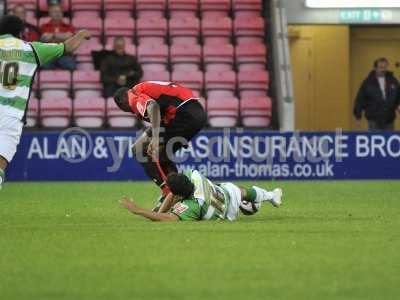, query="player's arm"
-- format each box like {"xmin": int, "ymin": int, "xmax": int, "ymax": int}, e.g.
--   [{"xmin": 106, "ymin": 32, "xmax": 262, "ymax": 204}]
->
[
  {"xmin": 63, "ymin": 30, "xmax": 91, "ymax": 54},
  {"xmin": 146, "ymin": 100, "xmax": 161, "ymax": 157},
  {"xmin": 31, "ymin": 30, "xmax": 90, "ymax": 67},
  {"xmin": 120, "ymin": 197, "xmax": 179, "ymax": 222},
  {"xmin": 158, "ymin": 193, "xmax": 182, "ymax": 213}
]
